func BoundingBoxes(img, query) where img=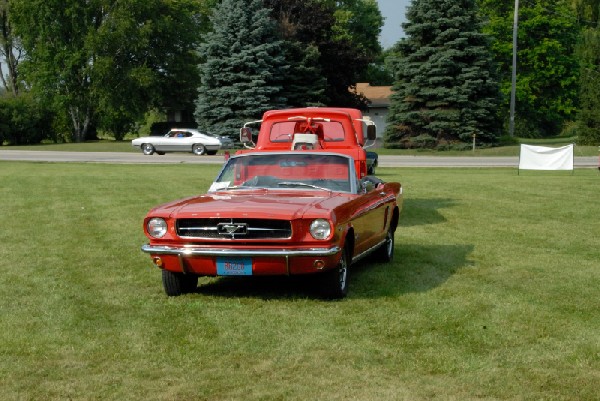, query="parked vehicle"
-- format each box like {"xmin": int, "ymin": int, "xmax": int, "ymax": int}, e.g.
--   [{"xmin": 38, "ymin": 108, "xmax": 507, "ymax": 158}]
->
[
  {"xmin": 366, "ymin": 151, "xmax": 378, "ymax": 175},
  {"xmin": 140, "ymin": 108, "xmax": 402, "ymax": 298},
  {"xmin": 131, "ymin": 129, "xmax": 222, "ymax": 155}
]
